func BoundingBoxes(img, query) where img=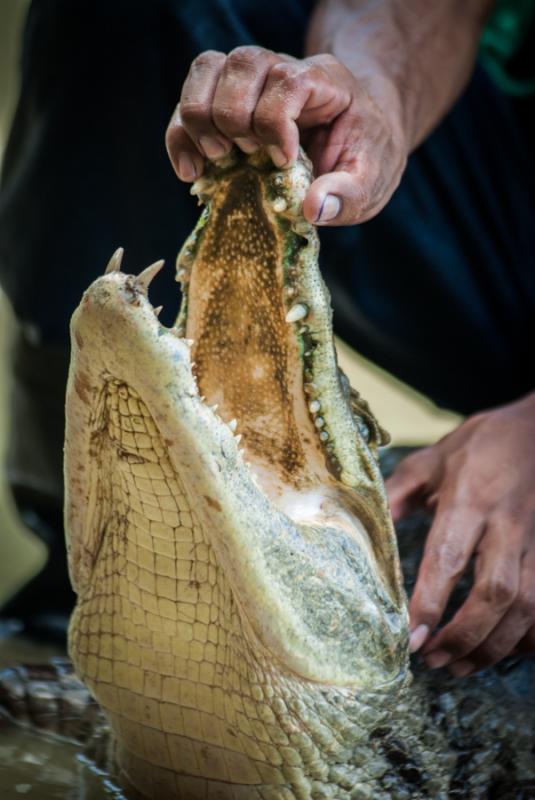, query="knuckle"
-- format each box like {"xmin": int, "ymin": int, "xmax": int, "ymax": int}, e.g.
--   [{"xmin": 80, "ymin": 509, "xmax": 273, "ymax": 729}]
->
[
  {"xmin": 191, "ymin": 50, "xmax": 225, "ymax": 71},
  {"xmin": 475, "ymin": 572, "xmax": 517, "ymax": 608},
  {"xmin": 310, "ymin": 52, "xmax": 339, "ymax": 69},
  {"xmin": 180, "ymin": 101, "xmax": 209, "ymax": 128},
  {"xmin": 429, "ymin": 541, "xmax": 466, "ymax": 580},
  {"xmin": 226, "ymin": 45, "xmax": 266, "ymax": 71},
  {"xmin": 269, "ymin": 61, "xmax": 312, "ymax": 93},
  {"xmin": 419, "ymin": 600, "xmax": 442, "ymax": 623}
]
